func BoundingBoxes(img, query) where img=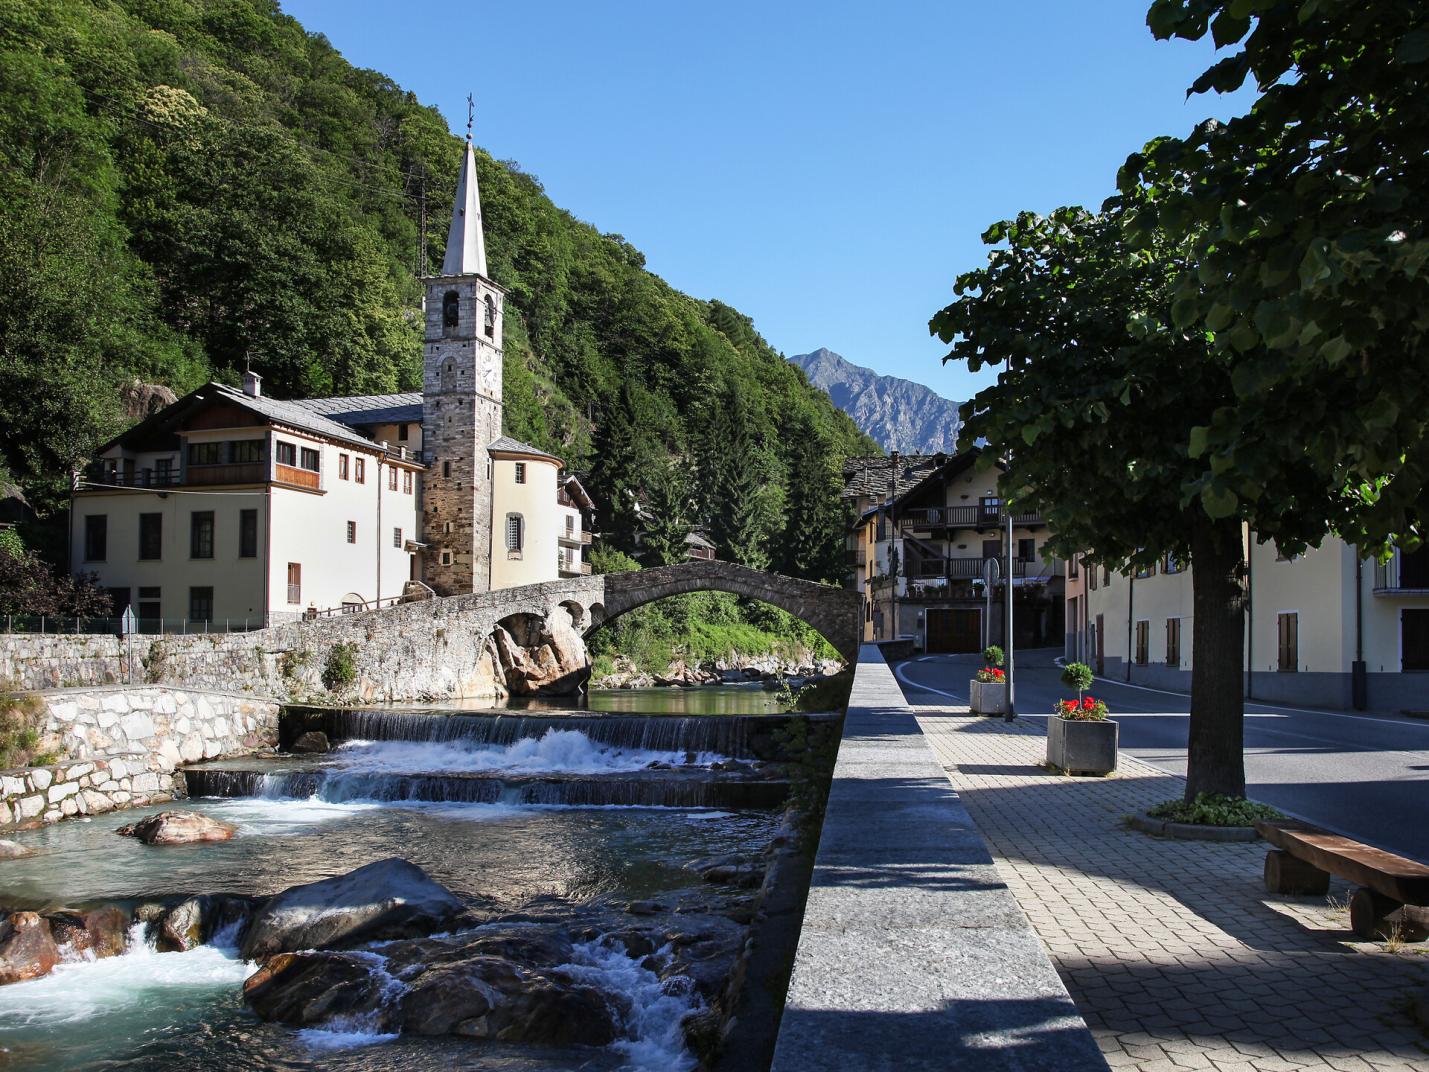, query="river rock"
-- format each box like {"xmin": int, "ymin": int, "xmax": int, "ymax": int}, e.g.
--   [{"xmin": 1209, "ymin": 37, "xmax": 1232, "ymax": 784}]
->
[
  {"xmin": 0, "ymin": 912, "xmax": 60, "ymax": 985},
  {"xmin": 240, "ymin": 858, "xmax": 464, "ymax": 960},
  {"xmin": 243, "ymin": 950, "xmax": 388, "ymax": 1027},
  {"xmin": 493, "ymin": 608, "xmax": 592, "ymax": 696},
  {"xmin": 245, "ymin": 928, "xmax": 619, "ymax": 1046},
  {"xmin": 116, "ymin": 810, "xmax": 237, "ymax": 845},
  {"xmin": 290, "ymin": 731, "xmax": 331, "ymax": 754},
  {"xmin": 0, "ymin": 839, "xmax": 33, "ymax": 859},
  {"xmin": 46, "ymin": 907, "xmax": 129, "ymax": 959},
  {"xmin": 154, "ymin": 893, "xmax": 261, "ymax": 952}
]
